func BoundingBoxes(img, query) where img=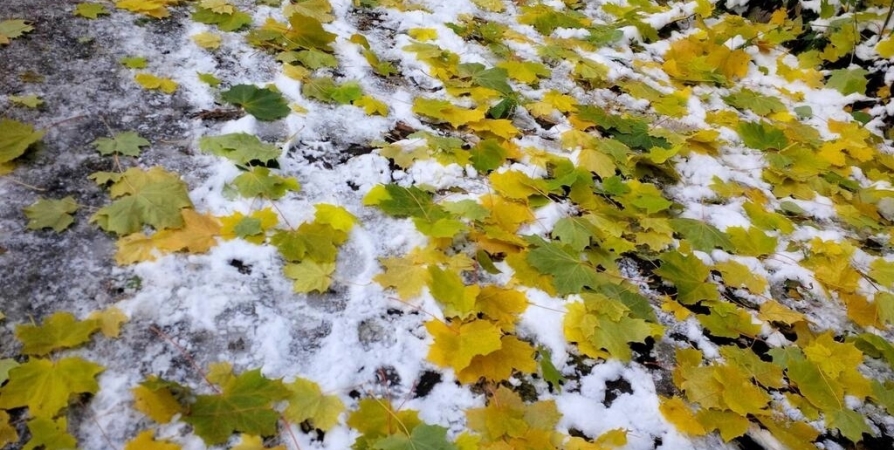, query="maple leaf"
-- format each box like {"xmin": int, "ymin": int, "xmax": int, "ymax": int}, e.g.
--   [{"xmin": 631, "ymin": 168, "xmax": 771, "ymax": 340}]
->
[
  {"xmin": 116, "ymin": 0, "xmax": 178, "ymax": 19},
  {"xmin": 564, "ymin": 294, "xmax": 660, "ymax": 361},
  {"xmin": 375, "ymin": 253, "xmax": 432, "ymax": 299},
  {"xmin": 132, "ymin": 376, "xmax": 188, "ymax": 423},
  {"xmin": 115, "ymin": 232, "xmax": 158, "ymax": 265},
  {"xmin": 669, "ymin": 218, "xmax": 734, "ymax": 252},
  {"xmin": 372, "ymin": 424, "xmax": 457, "ymax": 450},
  {"xmin": 413, "ymin": 98, "xmax": 486, "ymax": 128},
  {"xmin": 283, "ymin": 378, "xmax": 344, "ymax": 431},
  {"xmin": 457, "ymin": 335, "xmax": 536, "ymax": 383},
  {"xmin": 475, "ymin": 286, "xmax": 528, "ymax": 331},
  {"xmin": 527, "ymin": 237, "xmax": 601, "ymax": 296},
  {"xmin": 428, "ymin": 267, "xmax": 479, "ymax": 319},
  {"xmin": 0, "ymin": 20, "xmax": 33, "ymax": 45},
  {"xmin": 738, "ymin": 121, "xmax": 788, "ymax": 151},
  {"xmin": 233, "ymin": 434, "xmax": 286, "ymax": 450},
  {"xmin": 231, "ymin": 167, "xmax": 299, "ymax": 199},
  {"xmin": 222, "ymin": 85, "xmax": 290, "ymax": 121},
  {"xmin": 151, "ymin": 209, "xmax": 221, "ymax": 254},
  {"xmin": 200, "ymin": 133, "xmax": 282, "ymax": 165},
  {"xmin": 192, "ymin": 6, "xmax": 252, "ymax": 32},
  {"xmin": 0, "ymin": 118, "xmax": 44, "ymax": 163},
  {"xmin": 654, "ymin": 251, "xmax": 719, "ymax": 304},
  {"xmin": 92, "ymin": 131, "xmax": 150, "ymax": 156},
  {"xmin": 426, "ymin": 319, "xmax": 502, "ymax": 373},
  {"xmin": 466, "ymin": 386, "xmax": 561, "ymax": 448},
  {"xmin": 0, "ymin": 357, "xmax": 103, "ymax": 418},
  {"xmin": 120, "ymin": 55, "xmax": 147, "ymax": 69},
  {"xmin": 0, "ymin": 411, "xmax": 16, "ymax": 447},
  {"xmin": 200, "ymin": 0, "xmax": 234, "ymax": 14},
  {"xmin": 183, "ymin": 369, "xmax": 290, "ymax": 445},
  {"xmin": 23, "ymin": 196, "xmax": 79, "ymax": 232},
  {"xmin": 22, "ymin": 417, "xmax": 76, "ymax": 450},
  {"xmin": 192, "ymin": 31, "xmax": 222, "ymax": 49},
  {"xmin": 826, "ymin": 68, "xmax": 868, "ymax": 96},
  {"xmin": 91, "ymin": 167, "xmax": 193, "ymax": 235},
  {"xmin": 87, "ymin": 307, "xmax": 128, "ymax": 338},
  {"xmin": 75, "ymin": 3, "xmax": 110, "ymax": 19},
  {"xmin": 347, "ymin": 398, "xmax": 422, "ymax": 449},
  {"xmin": 659, "ymin": 396, "xmax": 706, "ymax": 436},
  {"xmin": 726, "ymin": 226, "xmax": 777, "ymax": 257},
  {"xmin": 125, "ymin": 430, "xmax": 181, "ymax": 450},
  {"xmin": 284, "ymin": 0, "xmax": 333, "ymax": 22},
  {"xmin": 284, "ymin": 260, "xmax": 336, "ymax": 293},
  {"xmin": 9, "ymin": 94, "xmax": 42, "ymax": 108},
  {"xmin": 723, "ymin": 88, "xmax": 786, "ymax": 116},
  {"xmin": 287, "ymin": 13, "xmax": 337, "ymax": 51},
  {"xmin": 135, "ymin": 73, "xmax": 178, "ymax": 93},
  {"xmin": 15, "ymin": 311, "xmax": 100, "ymax": 356}
]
